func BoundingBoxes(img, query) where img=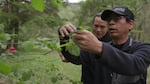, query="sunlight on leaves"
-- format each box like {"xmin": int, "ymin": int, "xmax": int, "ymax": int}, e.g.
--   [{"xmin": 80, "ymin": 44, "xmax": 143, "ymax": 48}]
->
[{"xmin": 31, "ymin": 0, "xmax": 45, "ymax": 12}]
